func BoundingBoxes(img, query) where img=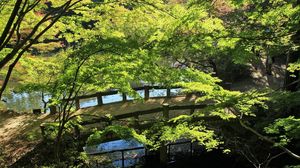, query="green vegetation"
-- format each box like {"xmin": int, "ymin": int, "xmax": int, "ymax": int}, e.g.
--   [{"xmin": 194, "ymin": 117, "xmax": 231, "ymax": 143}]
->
[{"xmin": 0, "ymin": 0, "xmax": 300, "ymax": 167}]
